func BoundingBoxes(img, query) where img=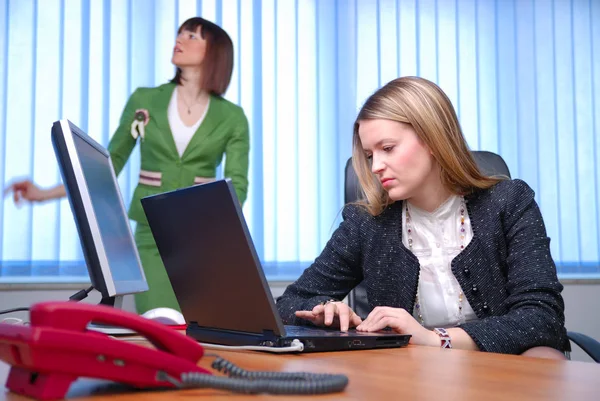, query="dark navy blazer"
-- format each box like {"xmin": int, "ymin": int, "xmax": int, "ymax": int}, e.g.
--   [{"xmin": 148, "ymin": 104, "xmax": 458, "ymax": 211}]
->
[{"xmin": 276, "ymin": 179, "xmax": 569, "ymax": 355}]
